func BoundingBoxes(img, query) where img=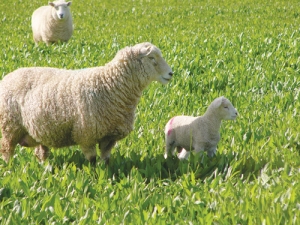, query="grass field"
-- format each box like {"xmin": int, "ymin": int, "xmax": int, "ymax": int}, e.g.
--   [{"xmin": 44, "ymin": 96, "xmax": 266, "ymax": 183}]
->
[{"xmin": 0, "ymin": 0, "xmax": 299, "ymax": 224}]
